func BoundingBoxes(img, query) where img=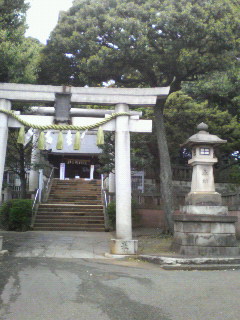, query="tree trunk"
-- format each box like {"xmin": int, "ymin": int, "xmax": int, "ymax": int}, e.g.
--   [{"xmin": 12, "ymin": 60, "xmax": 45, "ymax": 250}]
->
[
  {"xmin": 154, "ymin": 100, "xmax": 174, "ymax": 233},
  {"xmin": 20, "ymin": 175, "xmax": 27, "ymax": 198}
]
